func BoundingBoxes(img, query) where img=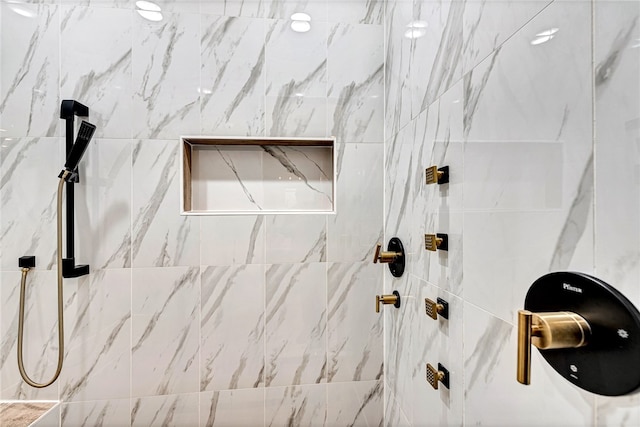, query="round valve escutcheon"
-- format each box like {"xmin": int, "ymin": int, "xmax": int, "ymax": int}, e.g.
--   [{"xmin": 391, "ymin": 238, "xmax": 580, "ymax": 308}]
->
[
  {"xmin": 373, "ymin": 237, "xmax": 405, "ymax": 277},
  {"xmin": 519, "ymin": 271, "xmax": 640, "ymax": 396}
]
